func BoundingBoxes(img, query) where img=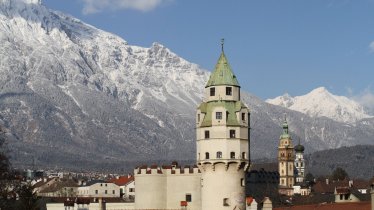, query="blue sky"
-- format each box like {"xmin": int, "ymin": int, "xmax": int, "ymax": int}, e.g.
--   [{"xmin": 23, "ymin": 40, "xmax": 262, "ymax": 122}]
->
[{"xmin": 43, "ymin": 0, "xmax": 374, "ymax": 103}]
